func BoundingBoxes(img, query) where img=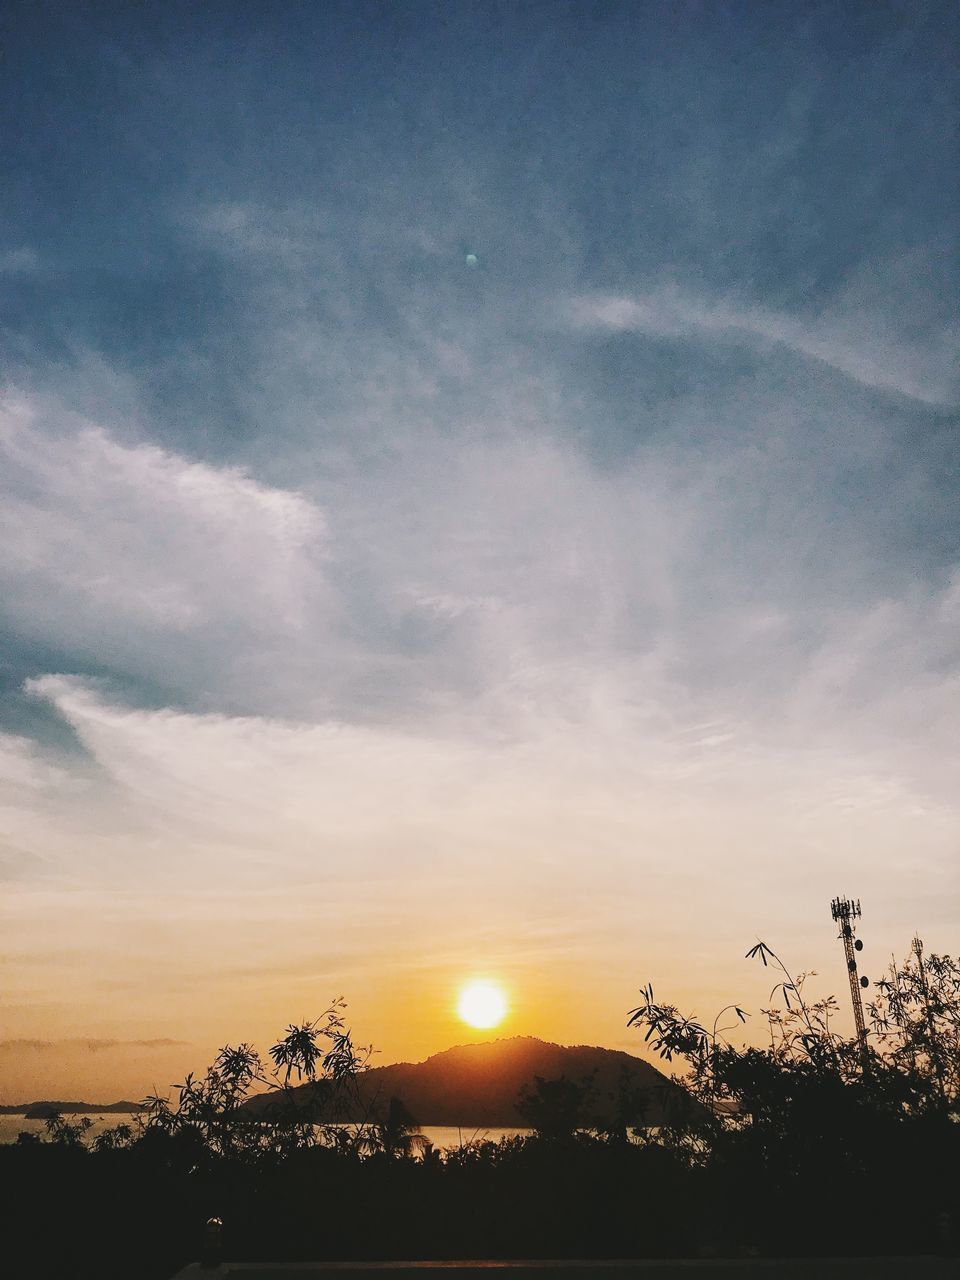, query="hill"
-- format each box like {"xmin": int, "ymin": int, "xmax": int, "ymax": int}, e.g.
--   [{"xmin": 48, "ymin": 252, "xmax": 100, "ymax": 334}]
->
[
  {"xmin": 243, "ymin": 1035, "xmax": 688, "ymax": 1127},
  {"xmin": 0, "ymin": 1100, "xmax": 142, "ymax": 1117}
]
